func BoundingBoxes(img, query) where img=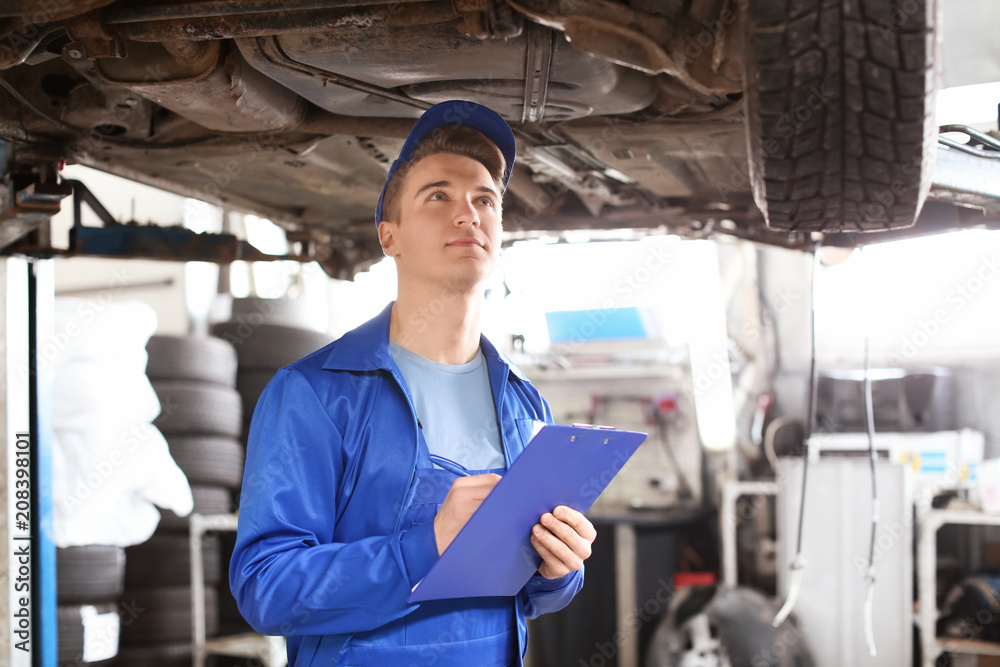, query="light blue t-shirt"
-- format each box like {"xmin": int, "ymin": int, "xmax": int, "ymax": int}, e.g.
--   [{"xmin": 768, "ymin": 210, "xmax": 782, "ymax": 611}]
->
[{"xmin": 389, "ymin": 342, "xmax": 505, "ymax": 471}]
